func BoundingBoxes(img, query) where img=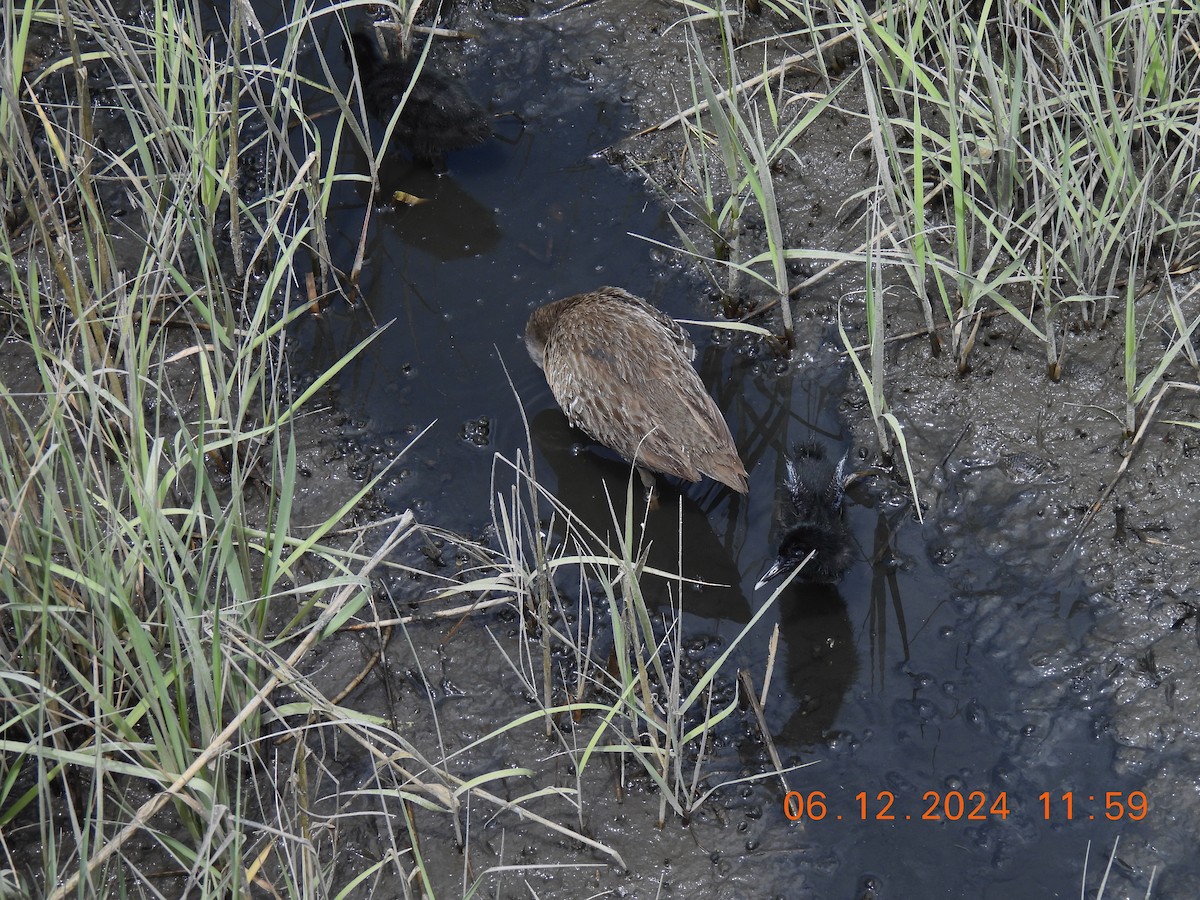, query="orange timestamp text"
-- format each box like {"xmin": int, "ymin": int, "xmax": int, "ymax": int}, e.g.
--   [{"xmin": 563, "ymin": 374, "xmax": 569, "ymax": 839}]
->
[{"xmin": 782, "ymin": 790, "xmax": 1148, "ymax": 823}]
